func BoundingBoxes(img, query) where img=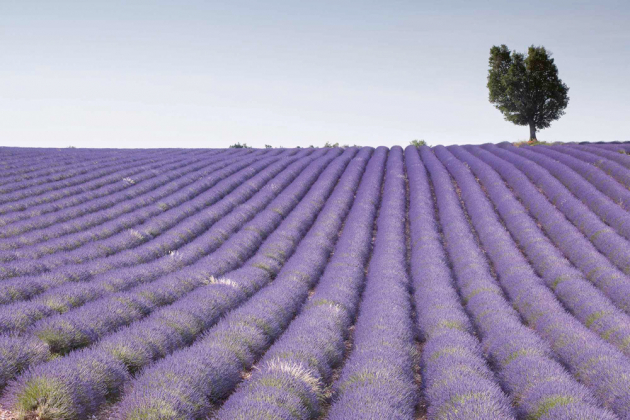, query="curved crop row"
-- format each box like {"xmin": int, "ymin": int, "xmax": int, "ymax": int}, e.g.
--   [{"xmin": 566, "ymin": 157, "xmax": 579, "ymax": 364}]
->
[
  {"xmin": 0, "ymin": 151, "xmax": 167, "ymax": 204},
  {"xmin": 0, "ymin": 150, "xmax": 339, "ymax": 389},
  {"xmin": 404, "ymin": 146, "xmax": 514, "ymax": 419},
  {"xmin": 548, "ymin": 145, "xmax": 630, "ymax": 189},
  {"xmin": 468, "ymin": 146, "xmax": 630, "ymax": 316},
  {"xmin": 450, "ymin": 145, "xmax": 630, "ymax": 358},
  {"xmin": 0, "ymin": 149, "xmax": 204, "ymax": 212},
  {"xmin": 0, "ymin": 149, "xmax": 246, "ymax": 244},
  {"xmin": 484, "ymin": 146, "xmax": 630, "ymax": 274},
  {"xmin": 0, "ymin": 149, "xmax": 216, "ymax": 228},
  {"xmin": 420, "ymin": 146, "xmax": 615, "ymax": 419},
  {"xmin": 0, "ymin": 151, "xmax": 284, "ymax": 275},
  {"xmin": 326, "ymin": 146, "xmax": 418, "ymax": 419},
  {"xmin": 111, "ymin": 147, "xmax": 374, "ymax": 420},
  {"xmin": 217, "ymin": 147, "xmax": 387, "ymax": 419},
  {"xmin": 530, "ymin": 146, "xmax": 630, "ymax": 209},
  {"xmin": 508, "ymin": 145, "xmax": 630, "ymax": 241},
  {"xmin": 0, "ymin": 150, "xmax": 315, "ymax": 306},
  {"xmin": 436, "ymin": 146, "xmax": 630, "ymax": 417},
  {"xmin": 0, "ymin": 150, "xmax": 155, "ymax": 194},
  {"xmin": 0, "ymin": 148, "xmax": 148, "ymax": 179},
  {"xmin": 574, "ymin": 144, "xmax": 630, "ymax": 168},
  {"xmin": 0, "ymin": 150, "xmax": 340, "ymax": 333},
  {"xmin": 1, "ymin": 148, "xmax": 367, "ymax": 419}
]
